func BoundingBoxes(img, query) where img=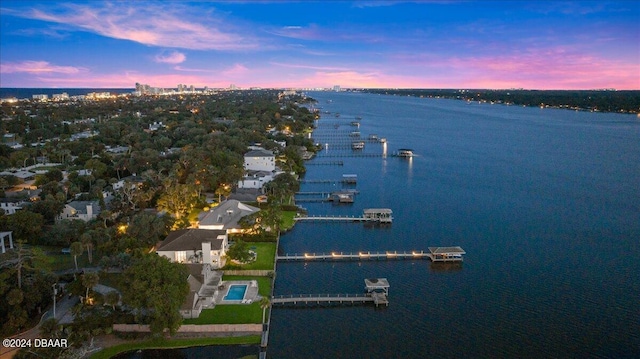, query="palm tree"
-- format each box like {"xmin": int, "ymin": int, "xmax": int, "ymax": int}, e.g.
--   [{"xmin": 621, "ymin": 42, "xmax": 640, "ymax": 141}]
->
[
  {"xmin": 259, "ymin": 296, "xmax": 271, "ymax": 324},
  {"xmin": 80, "ymin": 232, "xmax": 94, "ymax": 264},
  {"xmin": 81, "ymin": 272, "xmax": 99, "ymax": 304},
  {"xmin": 70, "ymin": 241, "xmax": 84, "ymax": 271}
]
